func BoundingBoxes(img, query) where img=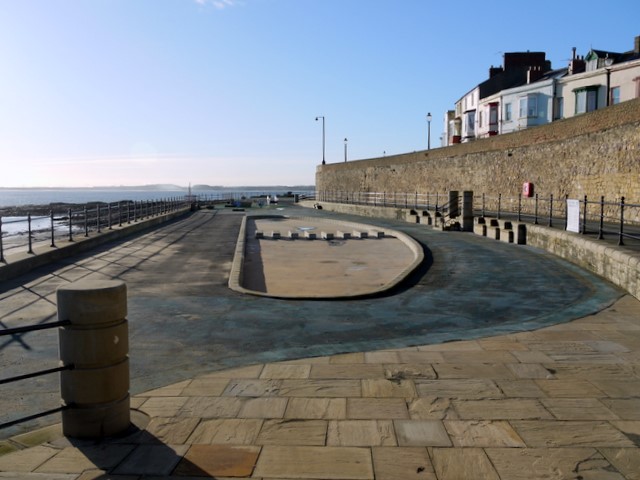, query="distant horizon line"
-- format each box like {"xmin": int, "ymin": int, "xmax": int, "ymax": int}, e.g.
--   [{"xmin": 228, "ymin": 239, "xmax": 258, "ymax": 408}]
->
[{"xmin": 0, "ymin": 184, "xmax": 316, "ymax": 191}]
